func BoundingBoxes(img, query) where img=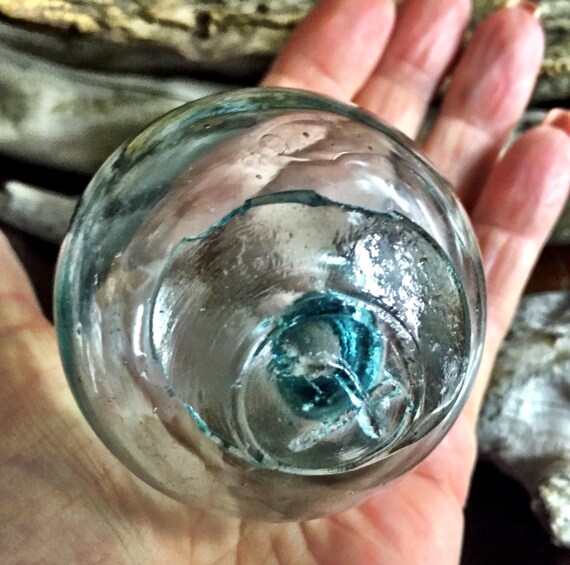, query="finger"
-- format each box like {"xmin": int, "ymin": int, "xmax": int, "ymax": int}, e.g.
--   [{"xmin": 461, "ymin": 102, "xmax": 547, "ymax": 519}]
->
[
  {"xmin": 354, "ymin": 0, "xmax": 470, "ymax": 138},
  {"xmin": 423, "ymin": 4, "xmax": 544, "ymax": 205},
  {"xmin": 464, "ymin": 110, "xmax": 570, "ymax": 424},
  {"xmin": 261, "ymin": 0, "xmax": 396, "ymax": 102}
]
